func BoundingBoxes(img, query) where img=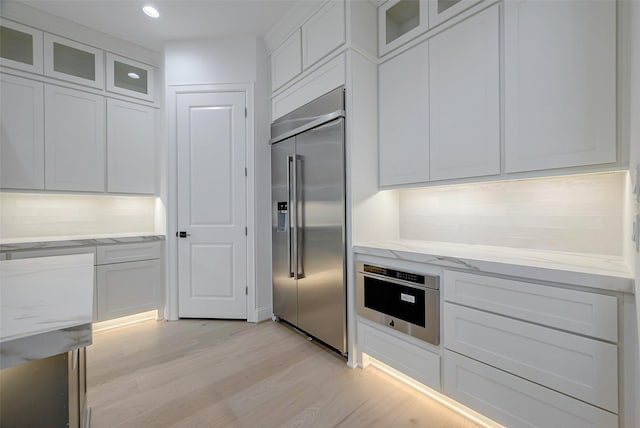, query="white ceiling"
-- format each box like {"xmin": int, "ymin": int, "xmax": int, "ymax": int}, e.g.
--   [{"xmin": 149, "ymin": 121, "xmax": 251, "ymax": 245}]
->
[{"xmin": 16, "ymin": 0, "xmax": 303, "ymax": 52}]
